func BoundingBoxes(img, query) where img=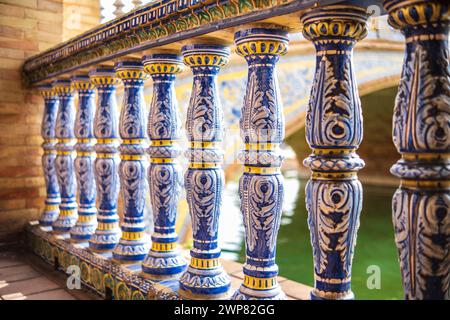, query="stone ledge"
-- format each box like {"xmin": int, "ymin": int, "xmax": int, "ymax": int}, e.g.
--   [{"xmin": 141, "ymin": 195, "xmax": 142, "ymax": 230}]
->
[{"xmin": 25, "ymin": 222, "xmax": 311, "ymax": 300}]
